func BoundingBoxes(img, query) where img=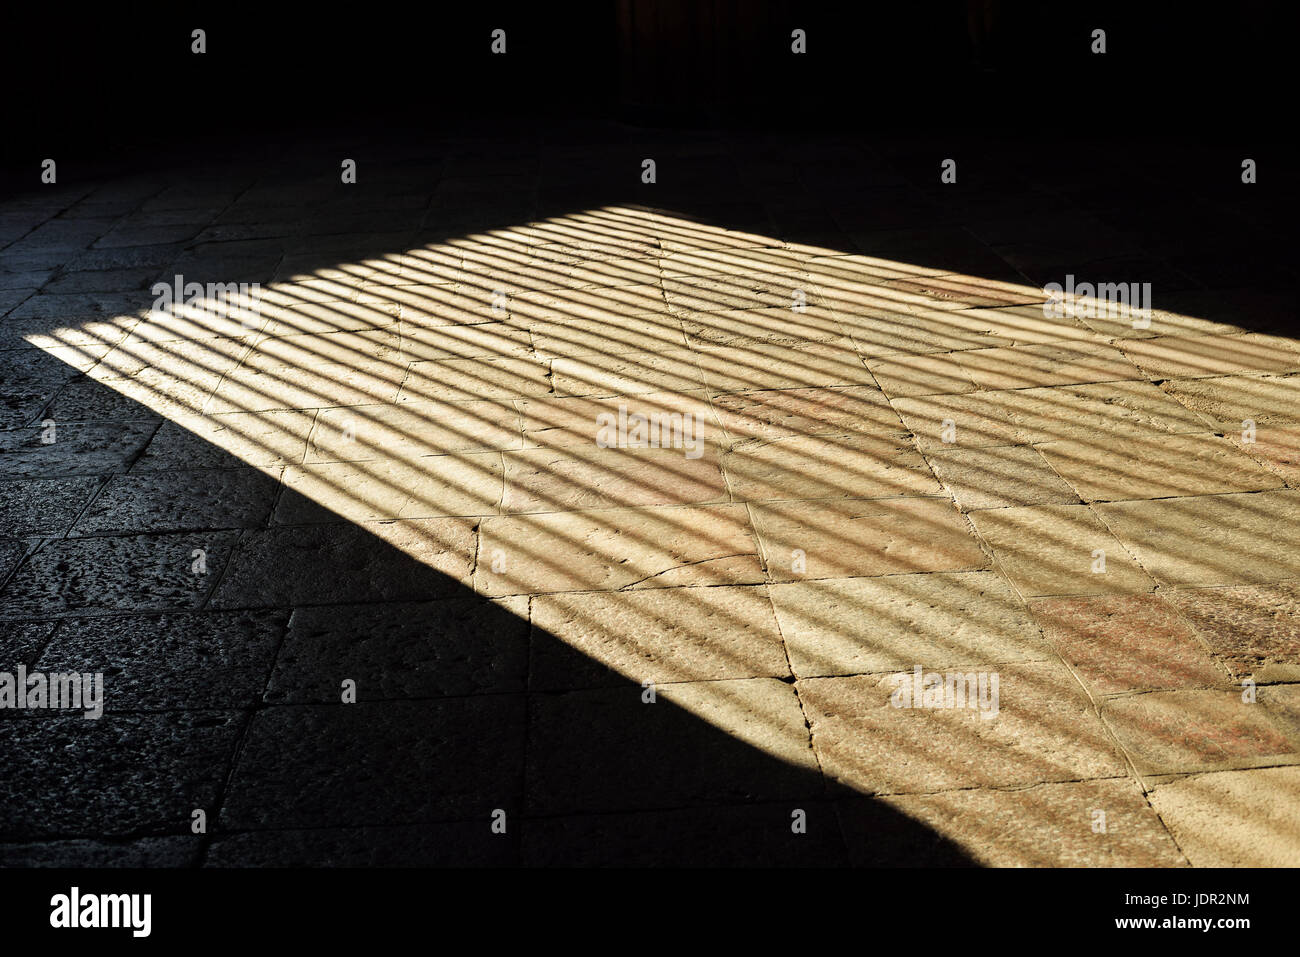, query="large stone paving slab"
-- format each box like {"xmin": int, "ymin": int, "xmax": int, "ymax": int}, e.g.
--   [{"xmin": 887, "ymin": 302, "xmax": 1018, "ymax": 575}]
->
[
  {"xmin": 35, "ymin": 609, "xmax": 288, "ymax": 709},
  {"xmin": 265, "ymin": 597, "xmax": 529, "ymax": 702},
  {"xmin": 1094, "ymin": 490, "xmax": 1300, "ymax": 586},
  {"xmin": 475, "ymin": 503, "xmax": 766, "ymax": 596},
  {"xmin": 0, "ymin": 711, "xmax": 243, "ymax": 840},
  {"xmin": 0, "ymin": 531, "xmax": 239, "ymax": 619},
  {"xmin": 1163, "ymin": 580, "xmax": 1300, "ymax": 681},
  {"xmin": 799, "ymin": 661, "xmax": 1128, "ymax": 795},
  {"xmin": 529, "ymin": 584, "xmax": 790, "ymax": 689},
  {"xmin": 209, "ymin": 519, "xmax": 475, "ymax": 608},
  {"xmin": 1147, "ymin": 766, "xmax": 1300, "ymax": 867},
  {"xmin": 752, "ymin": 497, "xmax": 988, "ymax": 582},
  {"xmin": 967, "ymin": 504, "xmax": 1155, "ymax": 596},
  {"xmin": 768, "ymin": 571, "xmax": 1052, "ymax": 677}
]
